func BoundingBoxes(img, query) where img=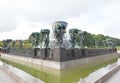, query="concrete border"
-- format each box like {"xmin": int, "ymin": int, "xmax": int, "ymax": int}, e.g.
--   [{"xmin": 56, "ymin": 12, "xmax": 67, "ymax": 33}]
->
[
  {"xmin": 95, "ymin": 61, "xmax": 120, "ymax": 83},
  {"xmin": 60, "ymin": 53, "xmax": 119, "ymax": 70},
  {"xmin": 95, "ymin": 64, "xmax": 120, "ymax": 83},
  {"xmin": 1, "ymin": 53, "xmax": 119, "ymax": 70},
  {"xmin": 0, "ymin": 62, "xmax": 27, "ymax": 83},
  {"xmin": 1, "ymin": 53, "xmax": 60, "ymax": 70},
  {"xmin": 77, "ymin": 59, "xmax": 120, "ymax": 83},
  {"xmin": 0, "ymin": 61, "xmax": 45, "ymax": 83}
]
